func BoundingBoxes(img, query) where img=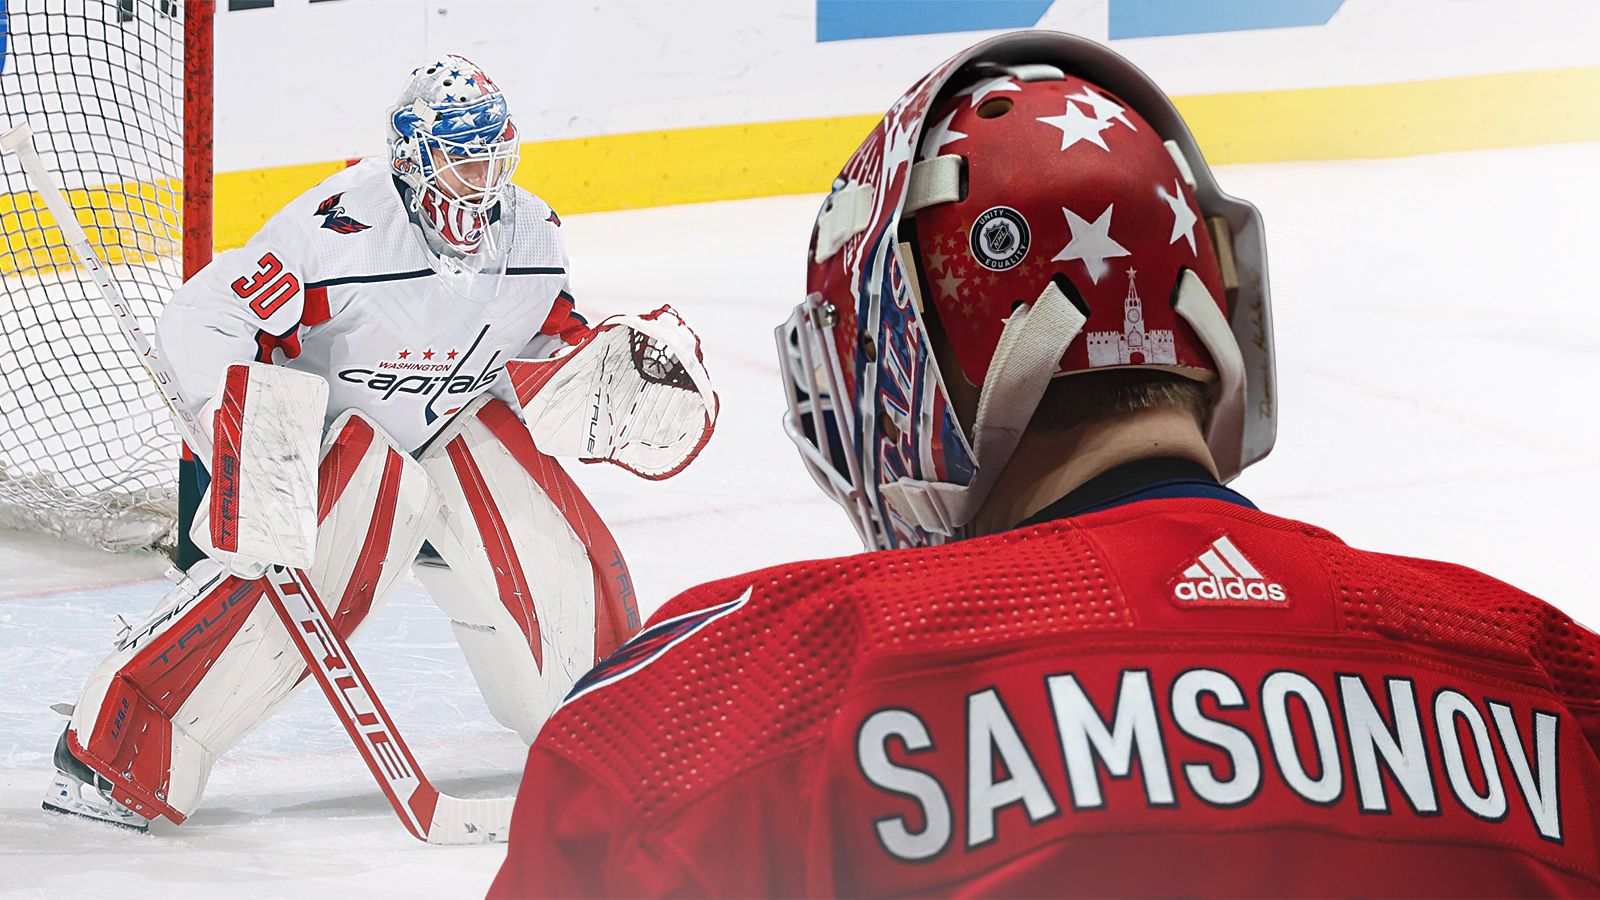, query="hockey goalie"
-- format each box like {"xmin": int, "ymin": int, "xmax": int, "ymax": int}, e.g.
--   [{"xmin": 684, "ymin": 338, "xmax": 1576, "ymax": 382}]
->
[
  {"xmin": 489, "ymin": 31, "xmax": 1600, "ymax": 897},
  {"xmin": 41, "ymin": 55, "xmax": 717, "ymax": 831}
]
